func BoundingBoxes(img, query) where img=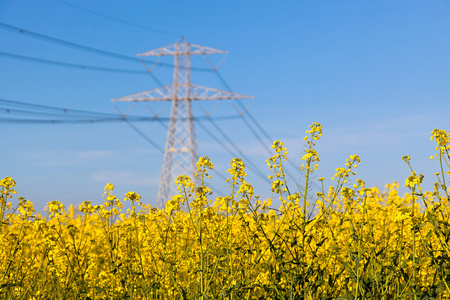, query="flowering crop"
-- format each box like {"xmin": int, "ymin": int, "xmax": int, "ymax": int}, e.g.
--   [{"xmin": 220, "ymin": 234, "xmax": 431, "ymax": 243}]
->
[{"xmin": 1, "ymin": 124, "xmax": 450, "ymax": 299}]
